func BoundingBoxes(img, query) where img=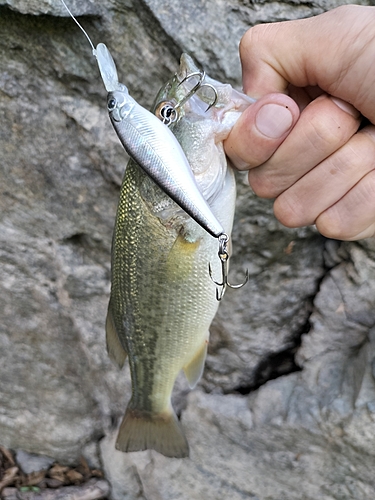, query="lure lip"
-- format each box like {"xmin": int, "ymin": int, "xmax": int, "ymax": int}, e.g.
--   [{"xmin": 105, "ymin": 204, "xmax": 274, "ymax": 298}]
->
[{"xmin": 95, "ymin": 43, "xmax": 121, "ymax": 92}]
